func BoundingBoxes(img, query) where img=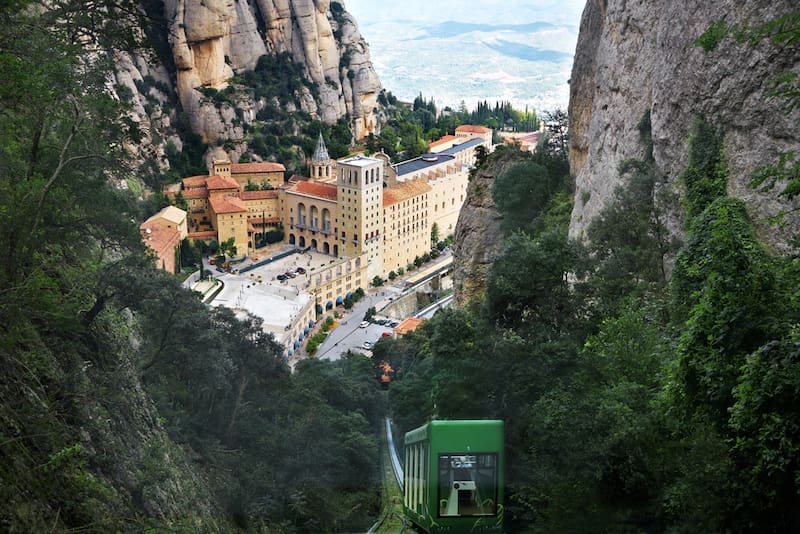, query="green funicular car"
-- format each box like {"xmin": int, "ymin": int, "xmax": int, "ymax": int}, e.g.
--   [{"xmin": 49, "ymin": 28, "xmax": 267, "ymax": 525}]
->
[{"xmin": 403, "ymin": 420, "xmax": 504, "ymax": 532}]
